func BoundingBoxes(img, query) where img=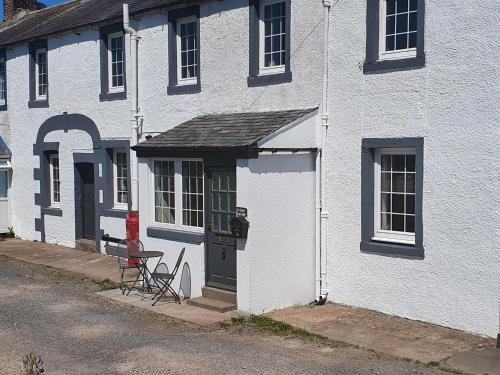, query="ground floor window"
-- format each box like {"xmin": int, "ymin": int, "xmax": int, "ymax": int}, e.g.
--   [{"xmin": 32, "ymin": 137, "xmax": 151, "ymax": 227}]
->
[
  {"xmin": 49, "ymin": 153, "xmax": 60, "ymax": 207},
  {"xmin": 152, "ymin": 158, "xmax": 203, "ymax": 230},
  {"xmin": 373, "ymin": 148, "xmax": 416, "ymax": 244},
  {"xmin": 113, "ymin": 150, "xmax": 128, "ymax": 209},
  {"xmin": 0, "ymin": 170, "xmax": 7, "ymax": 198},
  {"xmin": 360, "ymin": 138, "xmax": 423, "ymax": 257}
]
